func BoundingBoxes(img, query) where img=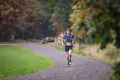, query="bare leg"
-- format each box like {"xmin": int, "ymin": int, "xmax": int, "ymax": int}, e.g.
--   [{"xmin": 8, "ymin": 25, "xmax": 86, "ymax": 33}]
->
[
  {"xmin": 66, "ymin": 52, "xmax": 69, "ymax": 65},
  {"xmin": 69, "ymin": 50, "xmax": 72, "ymax": 63}
]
